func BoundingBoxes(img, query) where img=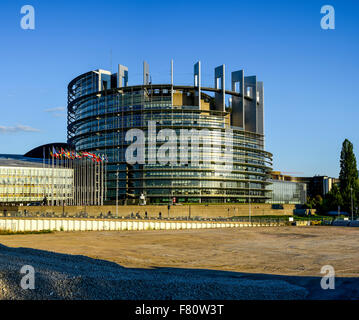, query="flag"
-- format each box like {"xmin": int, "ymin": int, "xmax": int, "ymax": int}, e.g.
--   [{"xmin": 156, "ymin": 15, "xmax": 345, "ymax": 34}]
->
[
  {"xmin": 55, "ymin": 148, "xmax": 62, "ymax": 159},
  {"xmin": 52, "ymin": 146, "xmax": 58, "ymax": 158}
]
